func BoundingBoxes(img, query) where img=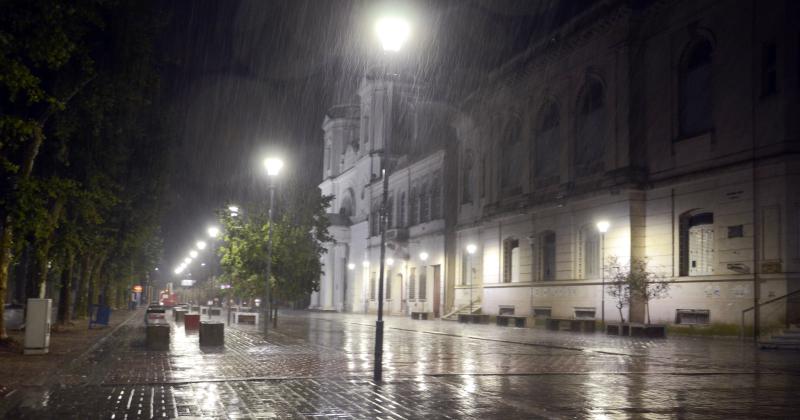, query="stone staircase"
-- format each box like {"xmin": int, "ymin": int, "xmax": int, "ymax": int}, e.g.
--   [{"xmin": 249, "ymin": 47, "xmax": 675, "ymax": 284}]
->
[
  {"xmin": 760, "ymin": 325, "xmax": 800, "ymax": 350},
  {"xmin": 442, "ymin": 300, "xmax": 482, "ymax": 321}
]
